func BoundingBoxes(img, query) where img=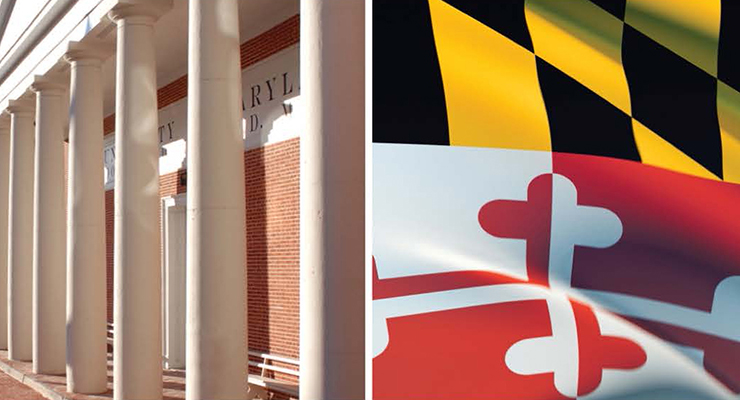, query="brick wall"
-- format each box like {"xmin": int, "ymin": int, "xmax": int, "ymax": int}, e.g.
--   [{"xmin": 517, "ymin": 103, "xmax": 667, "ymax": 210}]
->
[
  {"xmin": 159, "ymin": 170, "xmax": 187, "ymax": 198},
  {"xmin": 102, "ymin": 15, "xmax": 301, "ymax": 388},
  {"xmin": 241, "ymin": 15, "xmax": 300, "ymax": 69},
  {"xmin": 105, "ymin": 190, "xmax": 113, "ymax": 322},
  {"xmin": 245, "ymin": 138, "xmax": 300, "ymax": 378}
]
